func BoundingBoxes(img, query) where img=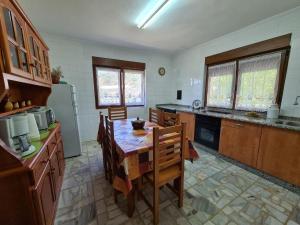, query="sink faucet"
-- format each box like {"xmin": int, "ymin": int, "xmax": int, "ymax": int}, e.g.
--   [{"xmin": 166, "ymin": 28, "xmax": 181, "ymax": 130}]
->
[{"xmin": 294, "ymin": 96, "xmax": 300, "ymax": 105}]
